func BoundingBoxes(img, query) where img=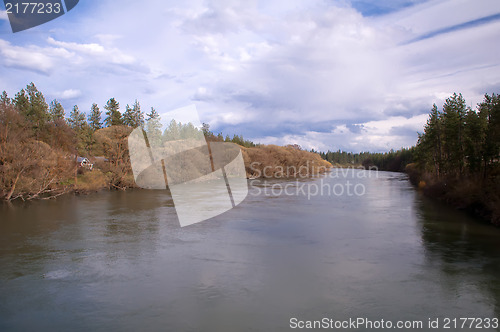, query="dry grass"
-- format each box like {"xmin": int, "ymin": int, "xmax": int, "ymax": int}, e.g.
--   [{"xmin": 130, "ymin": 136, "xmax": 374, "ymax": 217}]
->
[
  {"xmin": 75, "ymin": 170, "xmax": 108, "ymax": 192},
  {"xmin": 242, "ymin": 144, "xmax": 332, "ymax": 178}
]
